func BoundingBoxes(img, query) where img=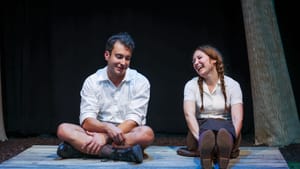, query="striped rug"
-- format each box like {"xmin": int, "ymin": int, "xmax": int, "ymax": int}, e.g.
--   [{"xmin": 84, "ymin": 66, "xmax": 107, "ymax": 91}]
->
[{"xmin": 0, "ymin": 145, "xmax": 289, "ymax": 169}]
